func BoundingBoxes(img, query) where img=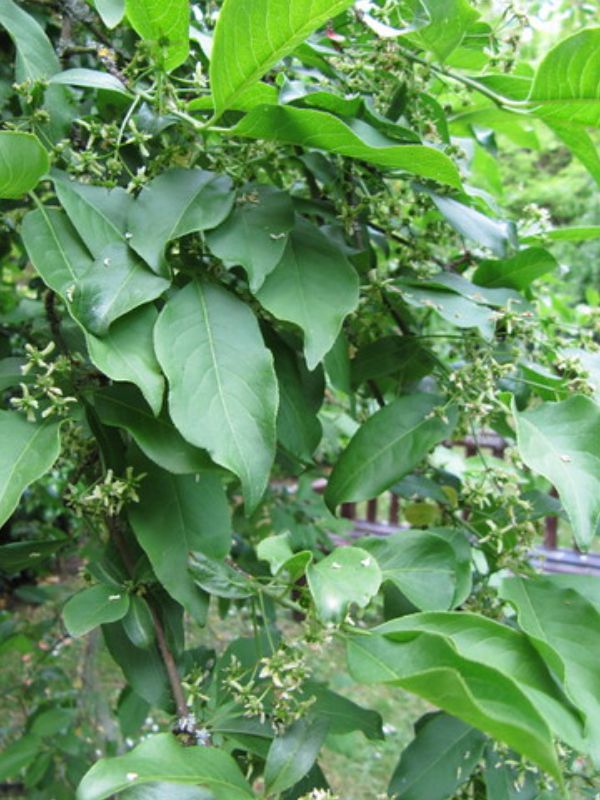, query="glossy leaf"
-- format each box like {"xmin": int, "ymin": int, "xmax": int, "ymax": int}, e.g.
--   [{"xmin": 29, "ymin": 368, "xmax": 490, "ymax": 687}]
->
[
  {"xmin": 122, "ymin": 595, "xmax": 155, "ymax": 649},
  {"xmin": 94, "ymin": 0, "xmax": 125, "ymax": 28},
  {"xmin": 359, "ymin": 530, "xmax": 469, "ymax": 611},
  {"xmin": 210, "ymin": 0, "xmax": 355, "ymax": 115},
  {"xmin": 188, "ymin": 552, "xmax": 253, "ymax": 599},
  {"xmin": 378, "ymin": 611, "xmax": 586, "ymax": 751},
  {"xmin": 86, "ymin": 305, "xmax": 165, "ymax": 416},
  {"xmin": 63, "ymin": 584, "xmax": 130, "ymax": 637},
  {"xmin": 307, "ymin": 546, "xmax": 382, "ymax": 623},
  {"xmin": 71, "ymin": 243, "xmax": 169, "ymax": 336},
  {"xmin": 407, "ymin": 0, "xmax": 480, "ymax": 61},
  {"xmin": 0, "ymin": 734, "xmax": 40, "ymax": 782},
  {"xmin": 431, "ymin": 194, "xmax": 516, "ymax": 257},
  {"xmin": 346, "ymin": 631, "xmax": 560, "ymax": 780},
  {"xmin": 0, "ymin": 132, "xmax": 48, "ymax": 198},
  {"xmin": 0, "ymin": 0, "xmax": 59, "ymax": 79},
  {"xmin": 53, "ymin": 174, "xmax": 133, "ymax": 256},
  {"xmin": 21, "ymin": 207, "xmax": 92, "ymax": 298},
  {"xmin": 325, "ymin": 394, "xmax": 457, "ymax": 509},
  {"xmin": 129, "ymin": 455, "xmax": 230, "ymax": 622},
  {"xmin": 271, "ymin": 335, "xmax": 324, "ymax": 461},
  {"xmin": 154, "ymin": 281, "xmax": 278, "ymax": 511},
  {"xmin": 95, "ymin": 385, "xmax": 211, "ymax": 473},
  {"xmin": 49, "ymin": 68, "xmax": 130, "ymax": 97},
  {"xmin": 388, "ymin": 712, "xmax": 487, "ymax": 800},
  {"xmin": 473, "ymin": 247, "xmax": 557, "ymax": 290},
  {"xmin": 527, "ymin": 28, "xmax": 600, "ymax": 127},
  {"xmin": 205, "ymin": 184, "xmax": 295, "ymax": 292},
  {"xmin": 307, "ymin": 683, "xmax": 384, "ymax": 740},
  {"xmin": 232, "ymin": 106, "xmax": 462, "ymax": 188},
  {"xmin": 500, "ymin": 575, "xmax": 600, "ymax": 753},
  {"xmin": 257, "ymin": 218, "xmax": 359, "ymax": 369},
  {"xmin": 76, "ymin": 733, "xmax": 255, "ymax": 800},
  {"xmin": 264, "ymin": 717, "xmax": 329, "ymax": 795},
  {"xmin": 0, "ymin": 540, "xmax": 65, "ymax": 574},
  {"xmin": 514, "ymin": 395, "xmax": 600, "ymax": 548},
  {"xmin": 546, "ymin": 120, "xmax": 600, "ymax": 186},
  {"xmin": 125, "ymin": 0, "xmax": 189, "ymax": 72},
  {"xmin": 399, "ymin": 284, "xmax": 496, "ymax": 339},
  {"xmin": 0, "ymin": 411, "xmax": 61, "ymax": 528},
  {"xmin": 128, "ymin": 168, "xmax": 234, "ymax": 275}
]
